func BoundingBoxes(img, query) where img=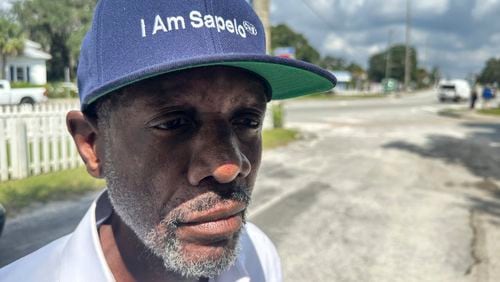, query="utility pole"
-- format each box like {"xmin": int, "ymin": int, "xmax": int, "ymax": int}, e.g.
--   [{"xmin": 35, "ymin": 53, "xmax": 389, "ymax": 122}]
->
[
  {"xmin": 385, "ymin": 29, "xmax": 393, "ymax": 80},
  {"xmin": 404, "ymin": 0, "xmax": 412, "ymax": 92},
  {"xmin": 252, "ymin": 0, "xmax": 282, "ymax": 129},
  {"xmin": 252, "ymin": 0, "xmax": 271, "ymax": 54}
]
